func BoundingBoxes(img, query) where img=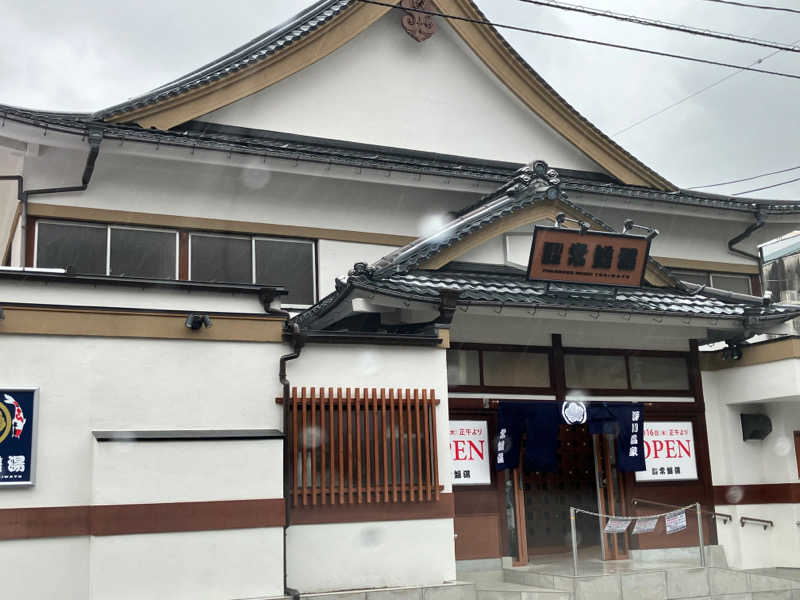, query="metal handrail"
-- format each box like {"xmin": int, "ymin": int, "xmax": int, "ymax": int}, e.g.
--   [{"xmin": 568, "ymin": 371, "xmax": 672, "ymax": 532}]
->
[
  {"xmin": 632, "ymin": 497, "xmax": 732, "ymax": 524},
  {"xmin": 740, "ymin": 516, "xmax": 773, "ymax": 530}
]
